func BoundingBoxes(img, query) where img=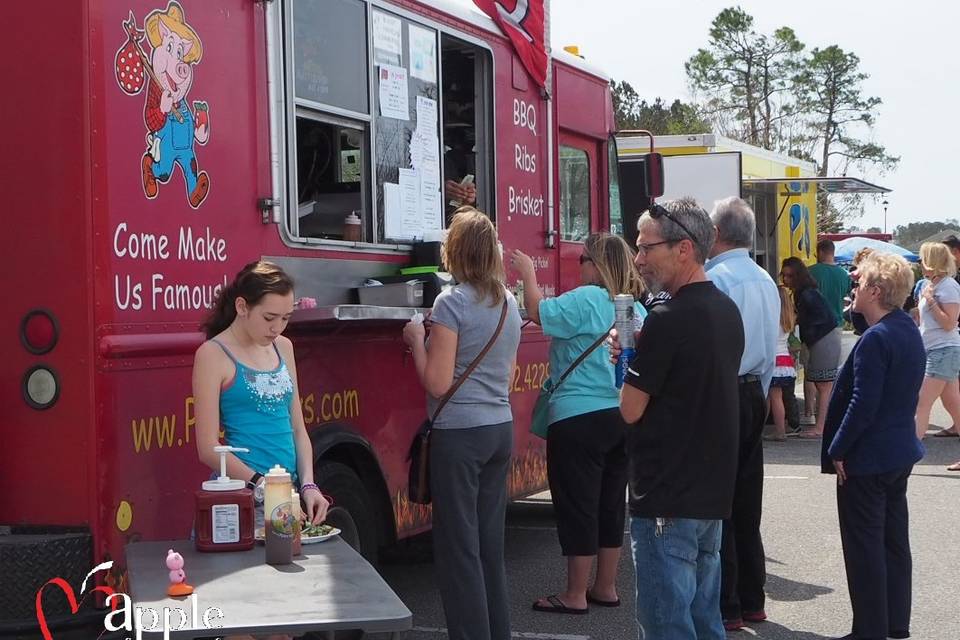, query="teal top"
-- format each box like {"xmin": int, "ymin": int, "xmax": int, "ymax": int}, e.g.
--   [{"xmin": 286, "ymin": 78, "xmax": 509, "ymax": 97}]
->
[
  {"xmin": 538, "ymin": 285, "xmax": 647, "ymax": 425},
  {"xmin": 809, "ymin": 262, "xmax": 852, "ymax": 328},
  {"xmin": 211, "ymin": 339, "xmax": 298, "ymax": 481}
]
